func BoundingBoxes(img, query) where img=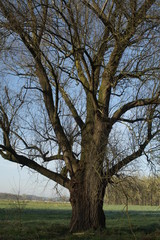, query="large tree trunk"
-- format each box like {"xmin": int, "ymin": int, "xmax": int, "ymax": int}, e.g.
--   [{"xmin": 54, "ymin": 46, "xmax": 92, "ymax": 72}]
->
[{"xmin": 69, "ymin": 167, "xmax": 106, "ymax": 232}]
